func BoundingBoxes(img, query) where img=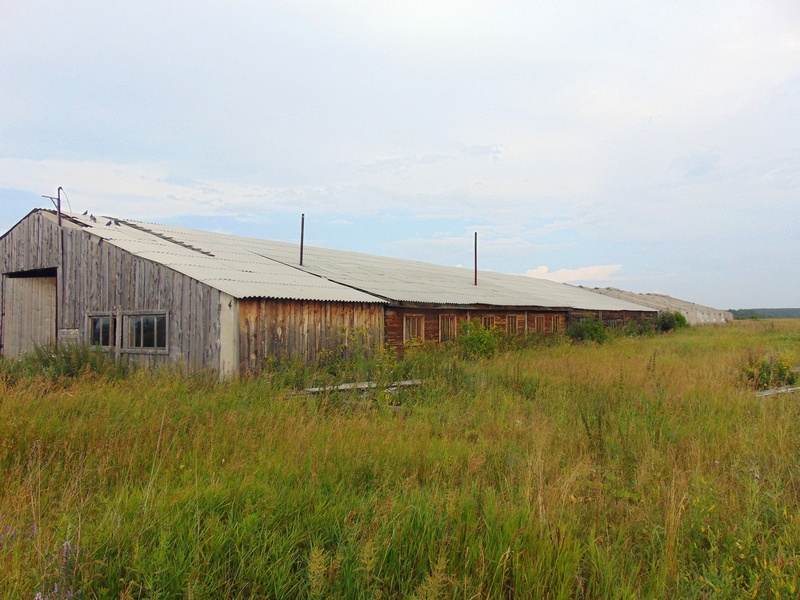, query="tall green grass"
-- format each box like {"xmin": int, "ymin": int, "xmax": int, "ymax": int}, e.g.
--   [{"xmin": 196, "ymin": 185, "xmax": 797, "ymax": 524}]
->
[{"xmin": 1, "ymin": 321, "xmax": 799, "ymax": 598}]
